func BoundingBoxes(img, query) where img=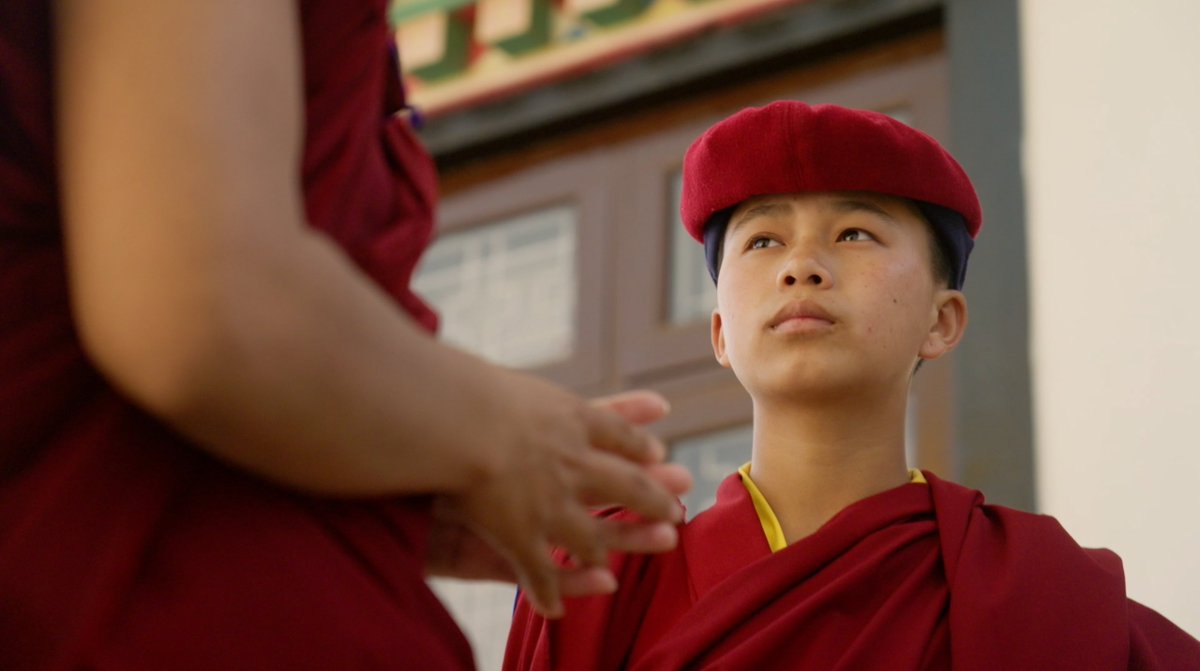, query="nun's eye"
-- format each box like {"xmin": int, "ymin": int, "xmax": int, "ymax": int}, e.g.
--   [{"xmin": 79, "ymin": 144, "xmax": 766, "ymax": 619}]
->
[{"xmin": 837, "ymin": 228, "xmax": 875, "ymax": 242}]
